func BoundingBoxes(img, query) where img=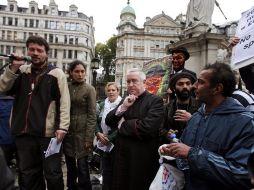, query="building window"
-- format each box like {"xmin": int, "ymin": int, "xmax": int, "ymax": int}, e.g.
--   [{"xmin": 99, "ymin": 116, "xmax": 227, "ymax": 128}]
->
[
  {"xmin": 45, "ymin": 20, "xmax": 48, "ymax": 29},
  {"xmin": 64, "ymin": 35, "xmax": 67, "ymax": 44},
  {"xmin": 8, "ymin": 17, "xmax": 13, "ymax": 25},
  {"xmin": 69, "ymin": 36, "xmax": 74, "ymax": 45},
  {"xmin": 65, "ymin": 22, "xmax": 70, "ymax": 30},
  {"xmin": 25, "ymin": 19, "xmax": 28, "ymax": 27},
  {"xmin": 3, "ymin": 17, "xmax": 6, "ymax": 25},
  {"xmin": 49, "ymin": 34, "xmax": 54, "ymax": 43},
  {"xmin": 70, "ymin": 23, "xmax": 76, "ymax": 31},
  {"xmin": 0, "ymin": 45, "xmax": 4, "ymax": 53},
  {"xmin": 54, "ymin": 49, "xmax": 57, "ymax": 58},
  {"xmin": 85, "ymin": 52, "xmax": 88, "ymax": 61},
  {"xmin": 14, "ymin": 31, "xmax": 17, "ymax": 40},
  {"xmin": 2, "ymin": 30, "xmax": 5, "ymax": 39},
  {"xmin": 74, "ymin": 50, "xmax": 77, "ymax": 59},
  {"xmin": 13, "ymin": 46, "xmax": 16, "ymax": 53},
  {"xmin": 28, "ymin": 32, "xmax": 33, "ymax": 37},
  {"xmin": 75, "ymin": 37, "xmax": 78, "ymax": 45},
  {"xmin": 50, "ymin": 21, "xmax": 56, "ymax": 29},
  {"xmin": 31, "ymin": 7, "xmax": 35, "ymax": 14},
  {"xmin": 85, "ymin": 38, "xmax": 88, "ymax": 46},
  {"xmin": 7, "ymin": 31, "xmax": 12, "ymax": 40},
  {"xmin": 6, "ymin": 46, "xmax": 11, "ymax": 54},
  {"xmin": 36, "ymin": 20, "xmax": 39, "ymax": 28},
  {"xmin": 63, "ymin": 50, "xmax": 66, "ymax": 58},
  {"xmin": 55, "ymin": 35, "xmax": 58, "ymax": 43},
  {"xmin": 44, "ymin": 33, "xmax": 47, "ymax": 40},
  {"xmin": 10, "ymin": 4, "xmax": 14, "ymax": 12},
  {"xmin": 48, "ymin": 49, "xmax": 53, "ymax": 58},
  {"xmin": 29, "ymin": 19, "xmax": 34, "ymax": 27},
  {"xmin": 22, "ymin": 47, "xmax": 26, "ymax": 55},
  {"xmin": 68, "ymin": 50, "xmax": 72, "ymax": 59},
  {"xmin": 23, "ymin": 32, "xmax": 27, "ymax": 41},
  {"xmin": 14, "ymin": 18, "xmax": 18, "ymax": 26},
  {"xmin": 85, "ymin": 25, "xmax": 89, "ymax": 33},
  {"xmin": 76, "ymin": 23, "xmax": 80, "ymax": 31}
]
